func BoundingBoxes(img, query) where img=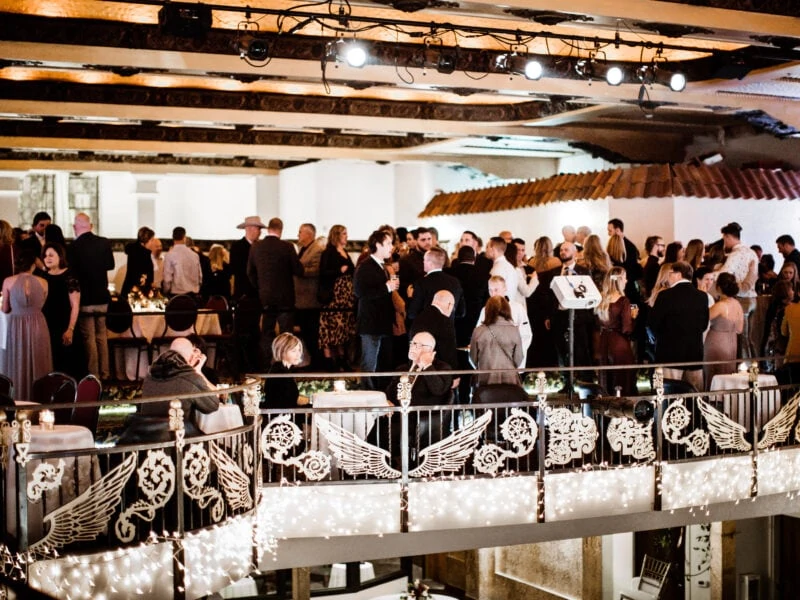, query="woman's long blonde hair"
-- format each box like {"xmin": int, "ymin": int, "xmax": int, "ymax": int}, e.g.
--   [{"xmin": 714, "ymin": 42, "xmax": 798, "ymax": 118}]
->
[
  {"xmin": 648, "ymin": 262, "xmax": 673, "ymax": 307},
  {"xmin": 607, "ymin": 234, "xmax": 626, "ymax": 264},
  {"xmin": 208, "ymin": 244, "xmax": 229, "ymax": 272},
  {"xmin": 582, "ymin": 234, "xmax": 611, "ymax": 273},
  {"xmin": 595, "ymin": 266, "xmax": 626, "ymax": 322}
]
